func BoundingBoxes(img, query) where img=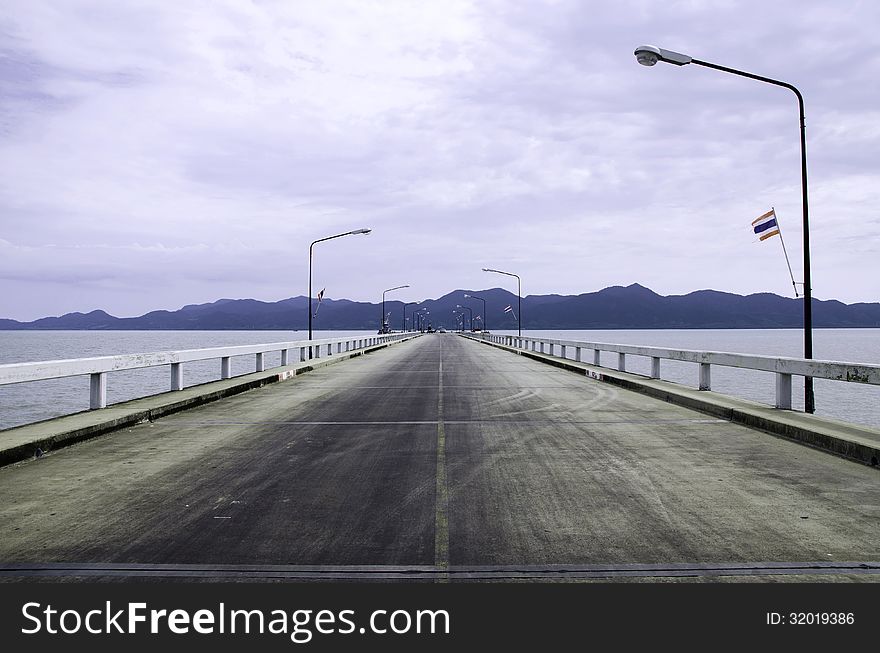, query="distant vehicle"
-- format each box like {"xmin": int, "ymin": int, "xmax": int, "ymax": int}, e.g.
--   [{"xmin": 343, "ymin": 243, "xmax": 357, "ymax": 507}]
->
[{"xmin": 438, "ymin": 327, "xmax": 447, "ymax": 333}]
